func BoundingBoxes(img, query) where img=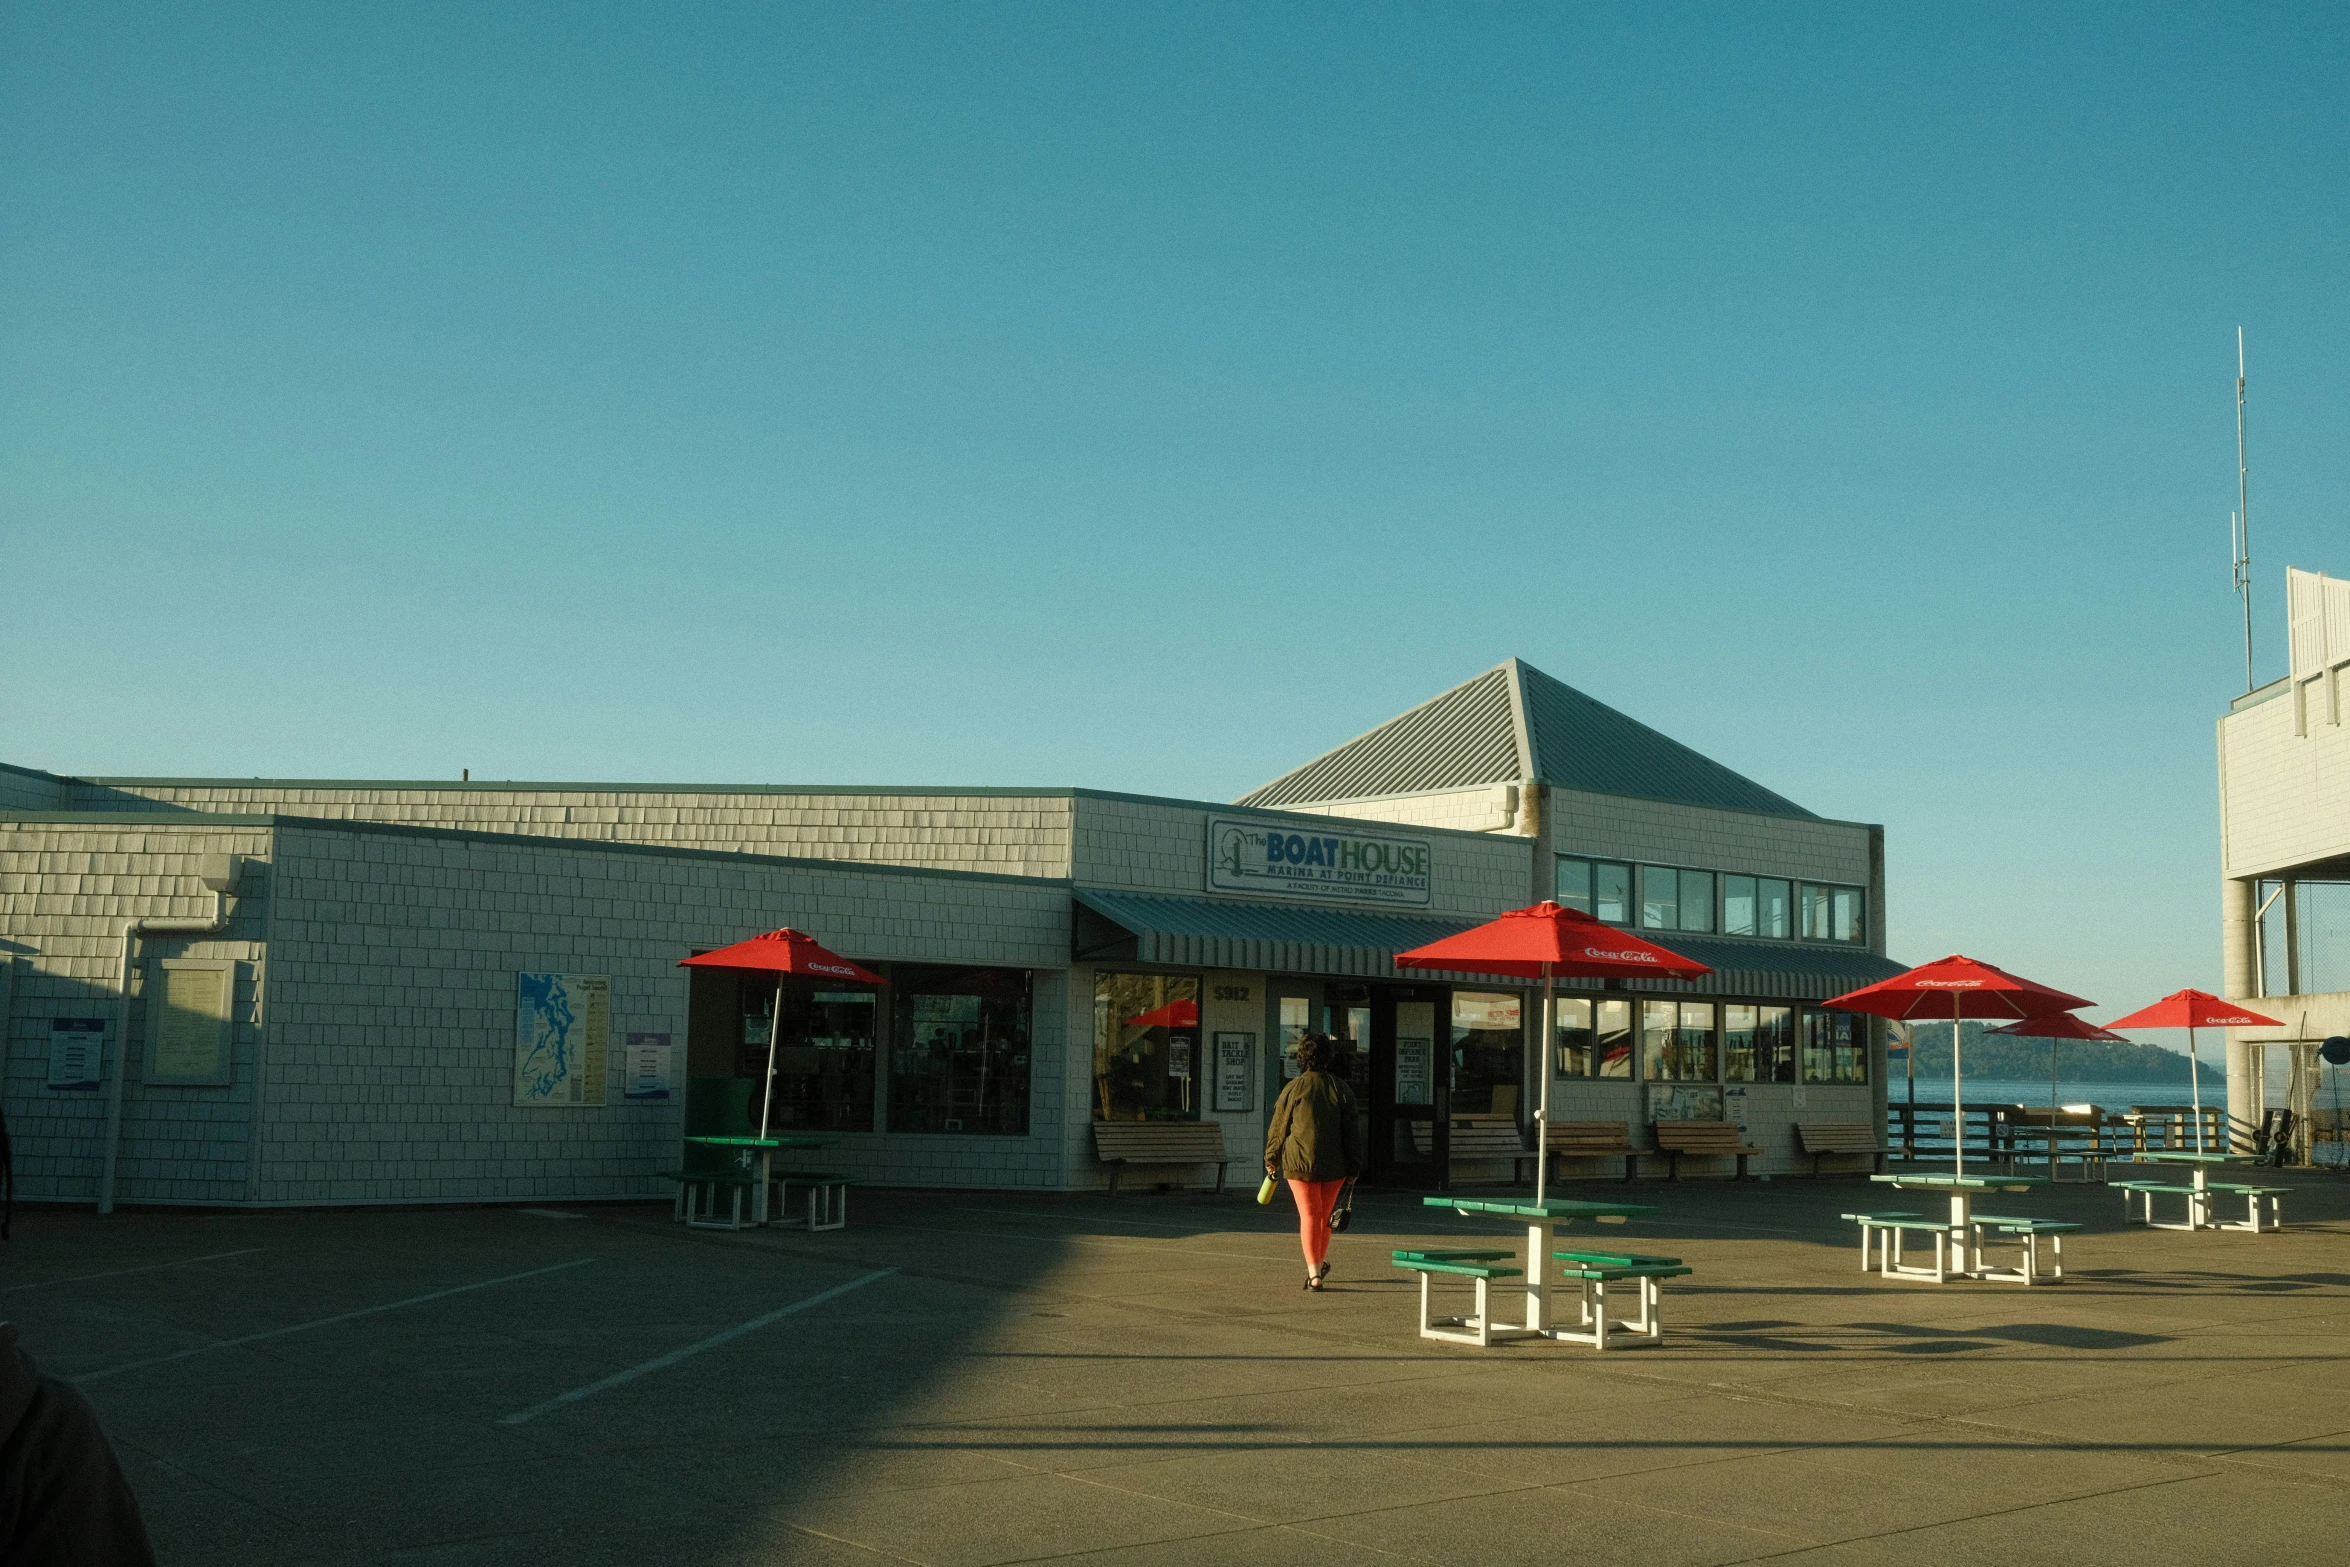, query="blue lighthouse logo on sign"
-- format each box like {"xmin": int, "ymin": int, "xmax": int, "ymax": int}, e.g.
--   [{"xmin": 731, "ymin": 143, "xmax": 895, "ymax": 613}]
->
[{"xmin": 1206, "ymin": 817, "xmax": 1433, "ymax": 906}]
